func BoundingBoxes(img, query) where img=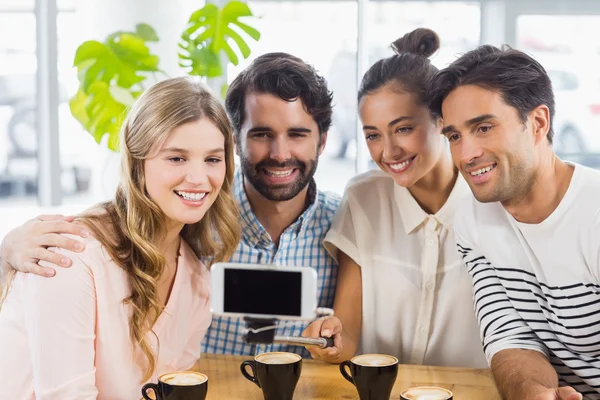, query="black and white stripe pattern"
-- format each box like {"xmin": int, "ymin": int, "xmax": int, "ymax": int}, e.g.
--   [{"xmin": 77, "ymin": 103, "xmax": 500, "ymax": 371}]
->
[{"xmin": 459, "ymin": 242, "xmax": 600, "ymax": 400}]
